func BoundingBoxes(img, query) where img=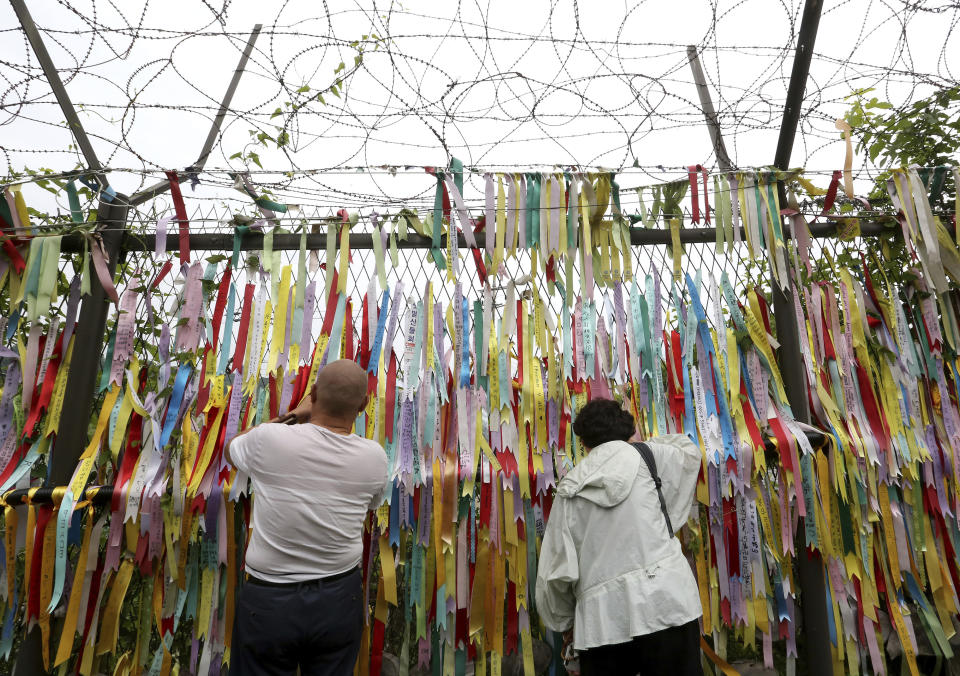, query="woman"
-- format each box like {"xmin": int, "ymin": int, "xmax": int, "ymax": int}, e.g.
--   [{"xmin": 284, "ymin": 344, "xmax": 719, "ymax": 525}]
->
[{"xmin": 535, "ymin": 398, "xmax": 703, "ymax": 676}]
